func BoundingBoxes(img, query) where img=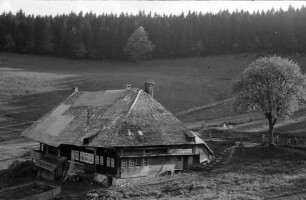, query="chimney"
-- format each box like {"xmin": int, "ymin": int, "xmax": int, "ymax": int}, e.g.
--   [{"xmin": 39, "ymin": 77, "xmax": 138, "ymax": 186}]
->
[
  {"xmin": 73, "ymin": 87, "xmax": 78, "ymax": 92},
  {"xmin": 126, "ymin": 84, "xmax": 132, "ymax": 90},
  {"xmin": 144, "ymin": 82, "xmax": 154, "ymax": 97}
]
